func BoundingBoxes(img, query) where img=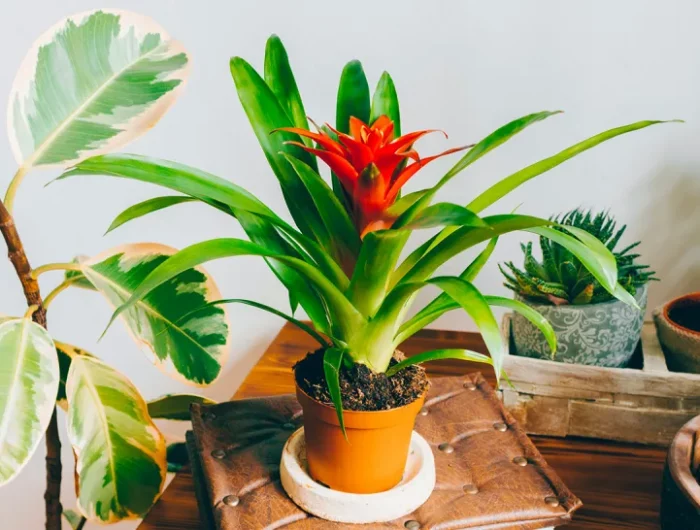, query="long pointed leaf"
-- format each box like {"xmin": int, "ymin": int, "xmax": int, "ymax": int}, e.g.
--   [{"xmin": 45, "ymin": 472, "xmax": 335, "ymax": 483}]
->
[
  {"xmin": 396, "ymin": 238, "xmax": 498, "ymax": 342},
  {"xmin": 336, "ymin": 60, "xmax": 370, "ymax": 132},
  {"xmin": 323, "ymin": 347, "xmax": 346, "ymax": 438},
  {"xmin": 370, "ymin": 71, "xmax": 400, "ymax": 134},
  {"xmin": 264, "ymin": 35, "xmax": 316, "ymax": 156},
  {"xmin": 394, "ymin": 111, "xmax": 561, "ymax": 228},
  {"xmin": 284, "ymin": 154, "xmax": 360, "ymax": 259},
  {"xmin": 484, "ymin": 296, "xmax": 557, "ymax": 354},
  {"xmin": 230, "ymin": 56, "xmax": 330, "ymax": 248},
  {"xmin": 467, "ymin": 119, "xmax": 679, "ymax": 214},
  {"xmin": 177, "ymin": 298, "xmax": 330, "ymax": 347},
  {"xmin": 387, "ymin": 349, "xmax": 492, "ymax": 377},
  {"xmin": 399, "ymin": 203, "xmax": 490, "ymax": 231},
  {"xmin": 105, "ymin": 238, "xmax": 364, "ymax": 342},
  {"xmin": 106, "ymin": 196, "xmax": 197, "ymax": 234},
  {"xmin": 347, "ymin": 230, "xmax": 409, "ymax": 317}
]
